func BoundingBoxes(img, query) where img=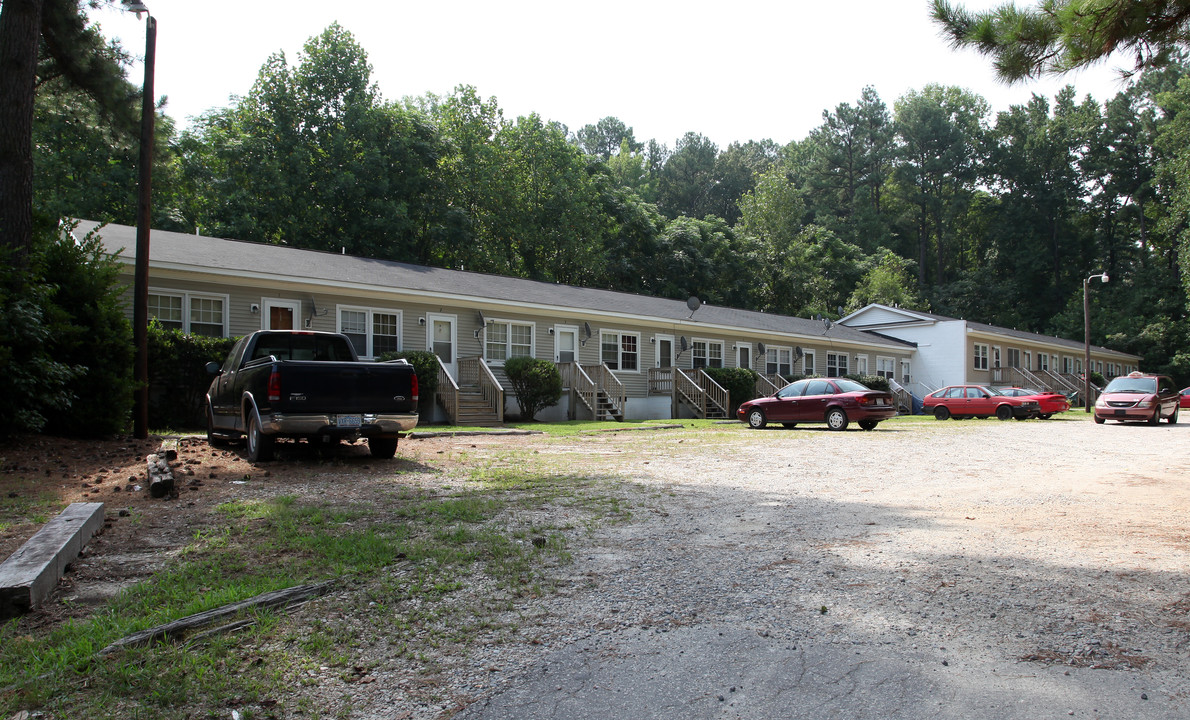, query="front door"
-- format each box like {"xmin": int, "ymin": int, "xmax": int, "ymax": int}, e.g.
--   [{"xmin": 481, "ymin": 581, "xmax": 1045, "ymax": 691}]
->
[
  {"xmin": 263, "ymin": 298, "xmax": 301, "ymax": 330},
  {"xmin": 655, "ymin": 334, "xmax": 674, "ymax": 369},
  {"xmin": 426, "ymin": 313, "xmax": 457, "ymax": 378},
  {"xmin": 736, "ymin": 343, "xmax": 752, "ymax": 371},
  {"xmin": 555, "ymin": 325, "xmax": 578, "ymax": 364}
]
